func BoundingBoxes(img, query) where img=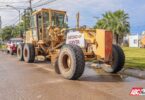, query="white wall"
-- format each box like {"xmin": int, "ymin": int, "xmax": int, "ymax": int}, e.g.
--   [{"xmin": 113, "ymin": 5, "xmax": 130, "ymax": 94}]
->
[{"xmin": 129, "ymin": 35, "xmax": 139, "ymax": 47}]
